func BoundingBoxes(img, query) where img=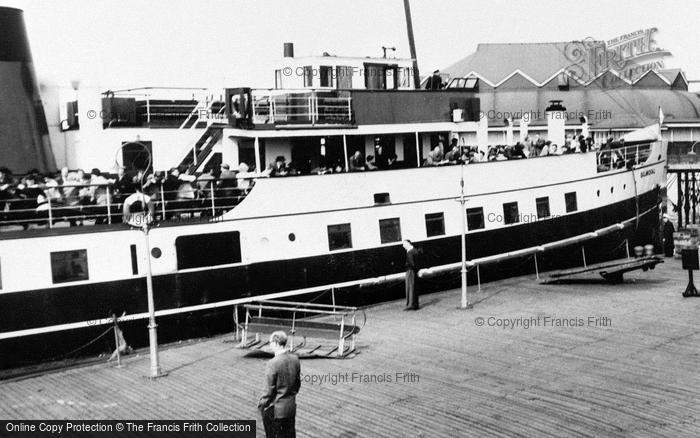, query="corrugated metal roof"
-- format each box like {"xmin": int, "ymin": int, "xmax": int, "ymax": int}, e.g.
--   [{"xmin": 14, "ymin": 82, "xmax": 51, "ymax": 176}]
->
[
  {"xmin": 477, "ymin": 88, "xmax": 700, "ymax": 129},
  {"xmin": 442, "ymin": 42, "xmax": 598, "ymax": 84},
  {"xmin": 442, "ymin": 43, "xmax": 686, "ymax": 89}
]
